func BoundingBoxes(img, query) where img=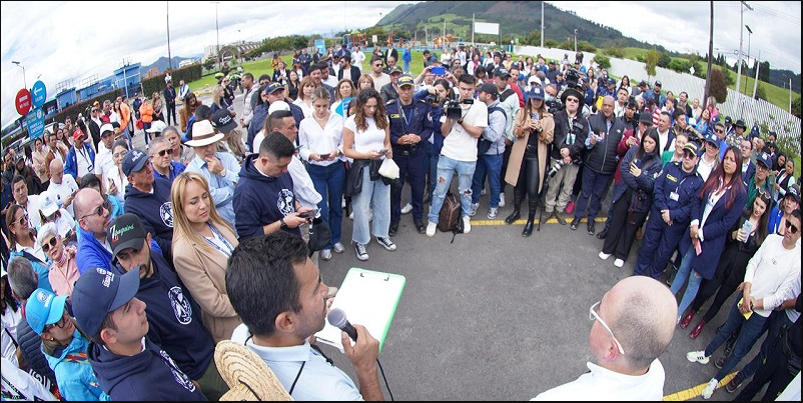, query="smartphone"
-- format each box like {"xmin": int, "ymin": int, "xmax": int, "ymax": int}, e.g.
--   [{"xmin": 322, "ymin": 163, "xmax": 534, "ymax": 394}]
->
[
  {"xmin": 431, "ymin": 66, "xmax": 446, "ymax": 76},
  {"xmin": 378, "ymin": 148, "xmax": 389, "ymax": 155},
  {"xmin": 299, "ymin": 208, "xmax": 320, "ymax": 219},
  {"xmin": 319, "ymin": 153, "xmax": 330, "ymax": 159}
]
